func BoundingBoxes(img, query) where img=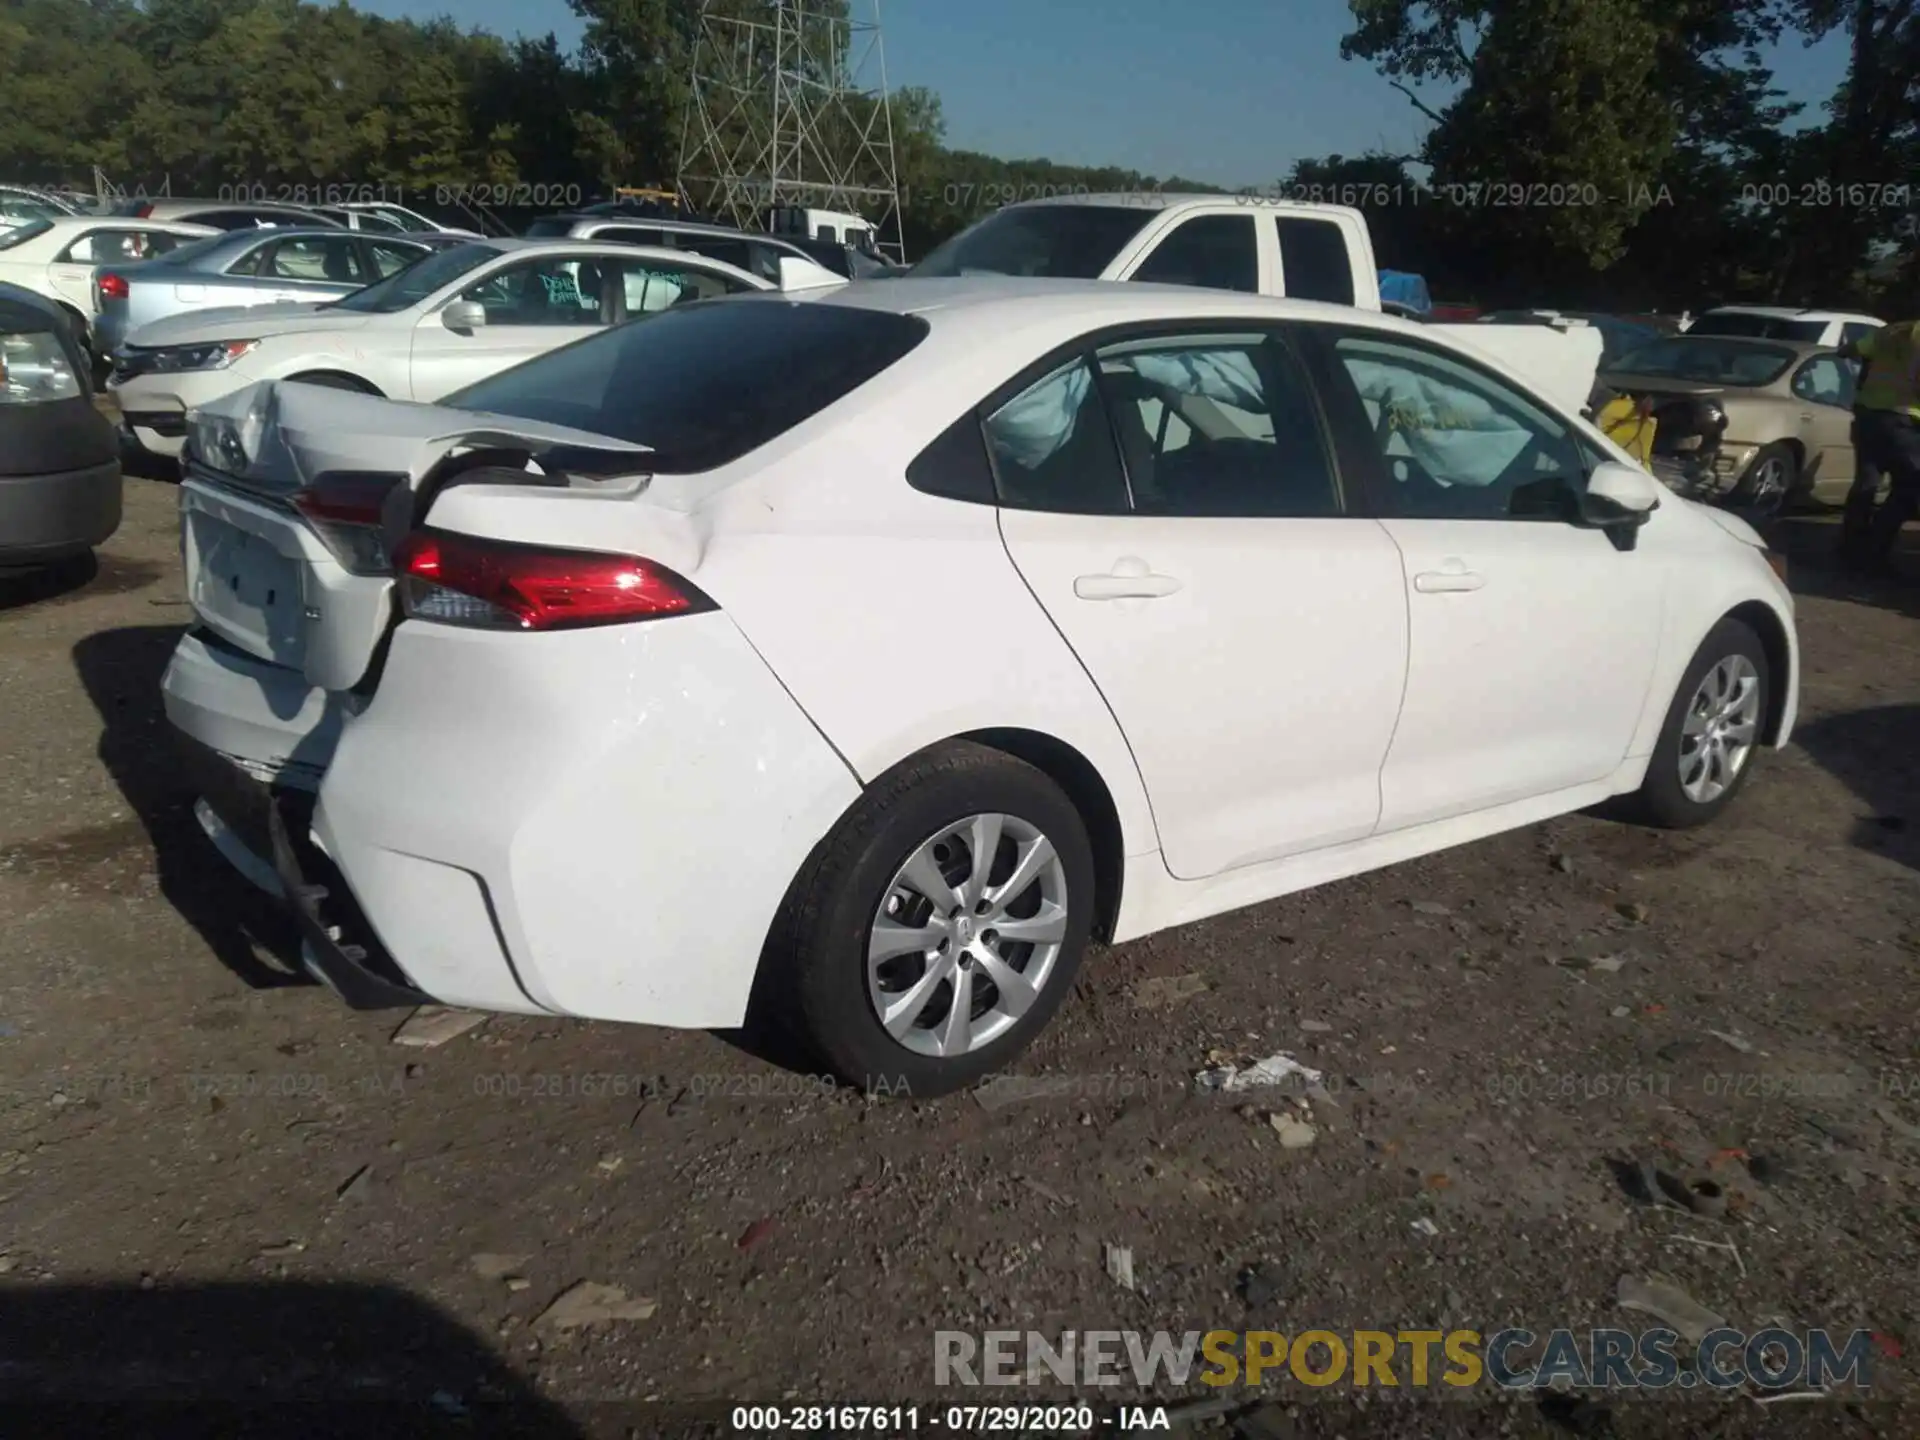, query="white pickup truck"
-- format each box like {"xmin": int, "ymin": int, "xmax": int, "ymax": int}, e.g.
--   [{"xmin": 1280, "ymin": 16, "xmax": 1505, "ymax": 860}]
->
[{"xmin": 910, "ymin": 193, "xmax": 1604, "ymax": 416}]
